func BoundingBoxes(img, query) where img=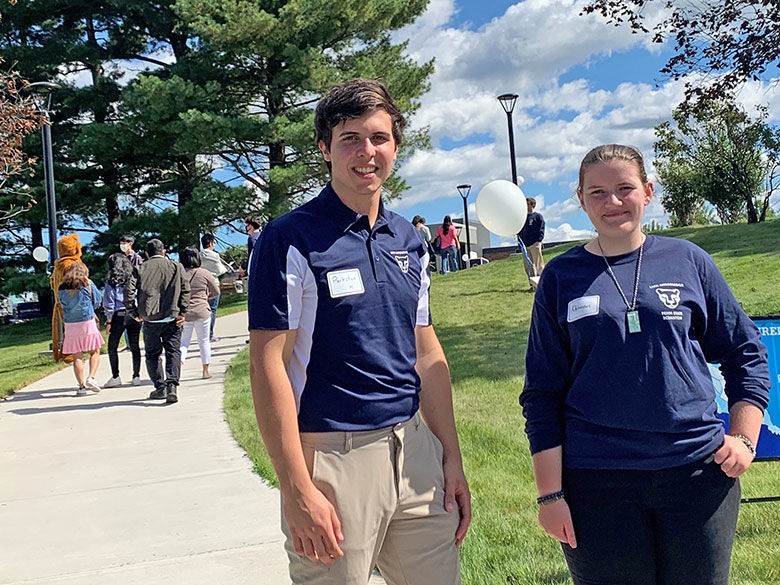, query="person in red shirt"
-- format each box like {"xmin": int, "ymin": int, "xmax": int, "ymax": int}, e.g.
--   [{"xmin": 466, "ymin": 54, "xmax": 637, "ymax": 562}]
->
[{"xmin": 435, "ymin": 215, "xmax": 460, "ymax": 274}]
